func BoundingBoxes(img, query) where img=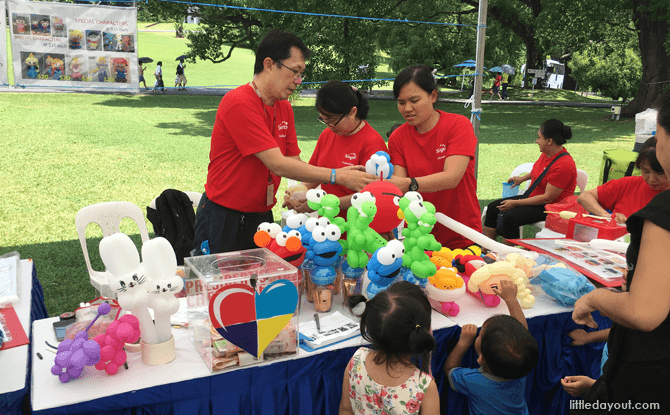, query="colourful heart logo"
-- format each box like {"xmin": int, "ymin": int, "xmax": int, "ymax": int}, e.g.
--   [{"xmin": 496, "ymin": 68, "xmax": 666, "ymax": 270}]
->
[{"xmin": 208, "ymin": 279, "xmax": 299, "ymax": 358}]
